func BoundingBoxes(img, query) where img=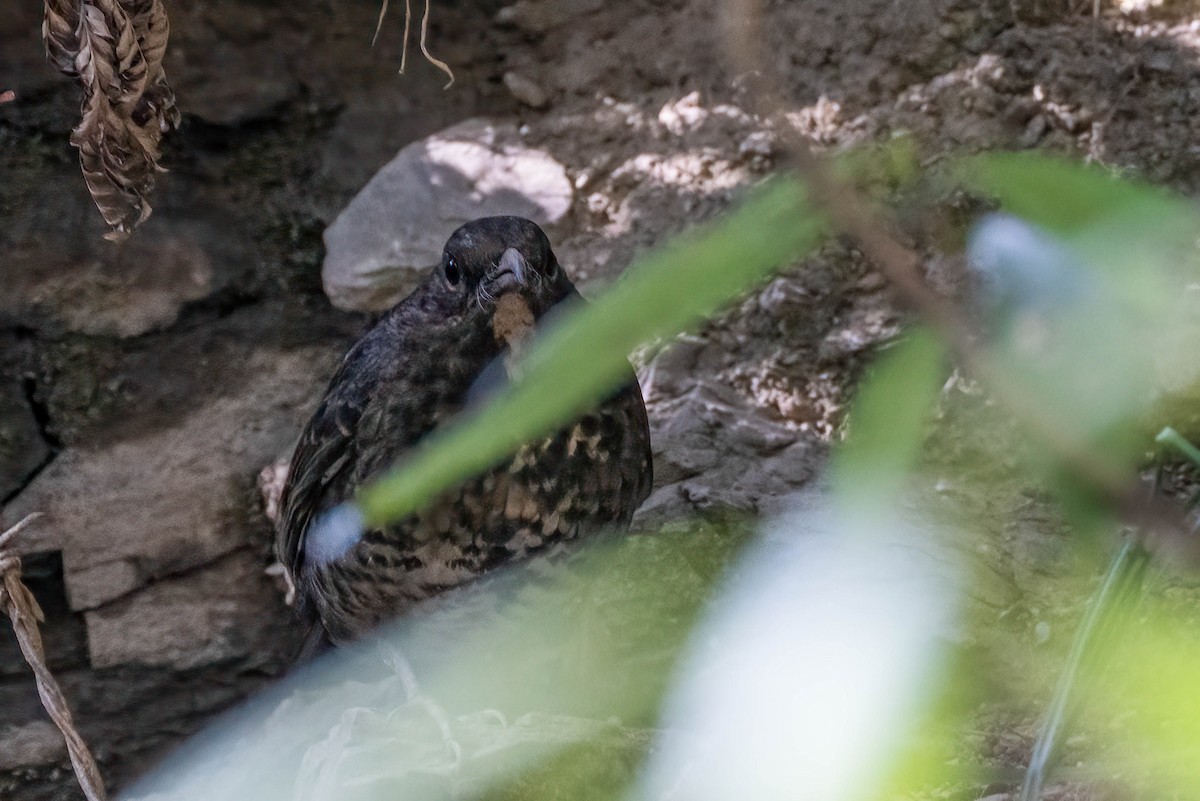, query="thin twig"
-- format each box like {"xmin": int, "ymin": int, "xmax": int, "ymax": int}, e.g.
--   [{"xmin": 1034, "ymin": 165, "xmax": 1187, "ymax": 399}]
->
[
  {"xmin": 373, "ymin": 0, "xmax": 449, "ymax": 84},
  {"xmin": 371, "ymin": 0, "xmax": 389, "ymax": 46},
  {"xmin": 724, "ymin": 0, "xmax": 1198, "ymax": 564},
  {"xmin": 0, "ymin": 513, "xmax": 108, "ymax": 801},
  {"xmin": 401, "ymin": 0, "xmax": 412, "ymax": 74},
  {"xmin": 418, "ymin": 0, "xmax": 454, "ymax": 88}
]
